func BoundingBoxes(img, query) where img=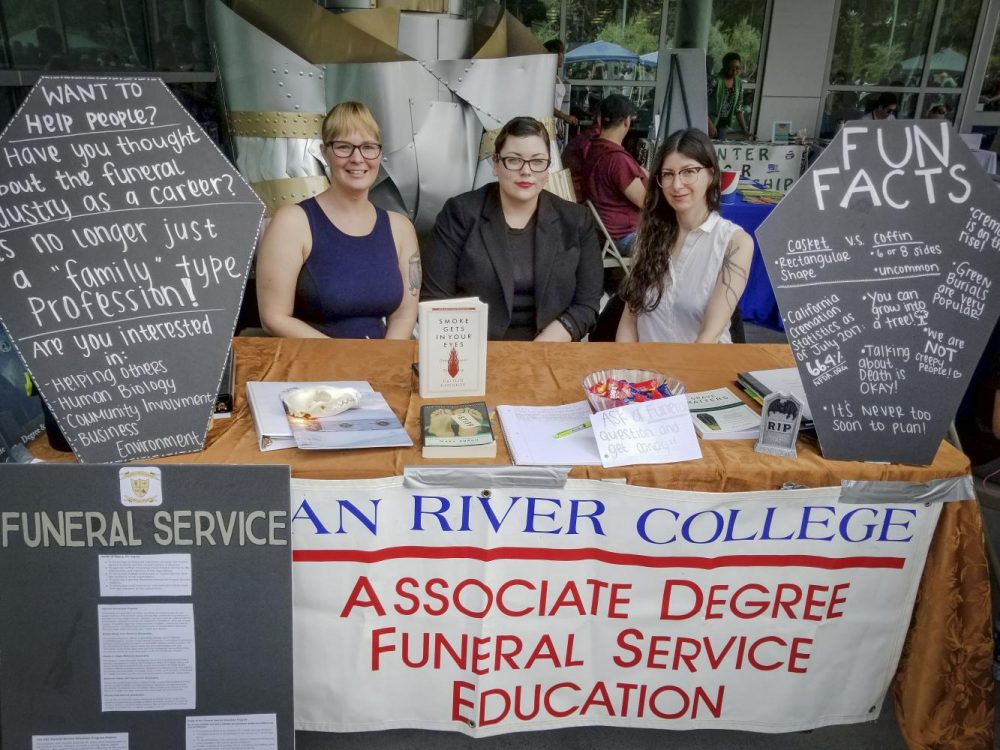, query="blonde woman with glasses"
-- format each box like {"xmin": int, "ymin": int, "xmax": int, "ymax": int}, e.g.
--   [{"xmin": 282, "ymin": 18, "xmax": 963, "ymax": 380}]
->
[
  {"xmin": 617, "ymin": 128, "xmax": 753, "ymax": 343},
  {"xmin": 256, "ymin": 101, "xmax": 419, "ymax": 339},
  {"xmin": 422, "ymin": 116, "xmax": 602, "ymax": 341}
]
